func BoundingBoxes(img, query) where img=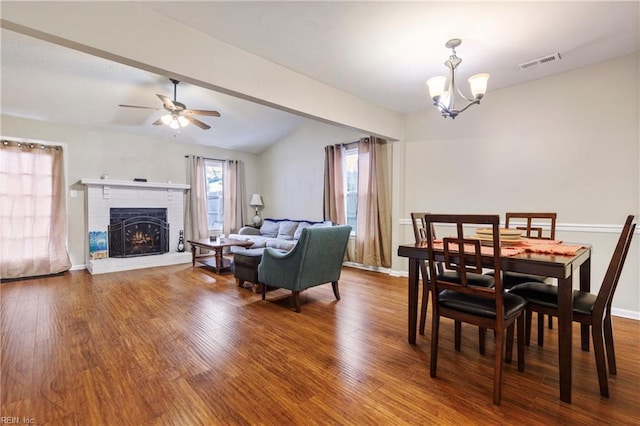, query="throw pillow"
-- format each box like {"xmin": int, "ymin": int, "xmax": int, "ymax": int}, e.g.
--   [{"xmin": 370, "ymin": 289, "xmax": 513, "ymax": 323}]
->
[
  {"xmin": 293, "ymin": 222, "xmax": 311, "ymax": 240},
  {"xmin": 277, "ymin": 221, "xmax": 299, "ymax": 240},
  {"xmin": 260, "ymin": 220, "xmax": 279, "ymax": 238}
]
